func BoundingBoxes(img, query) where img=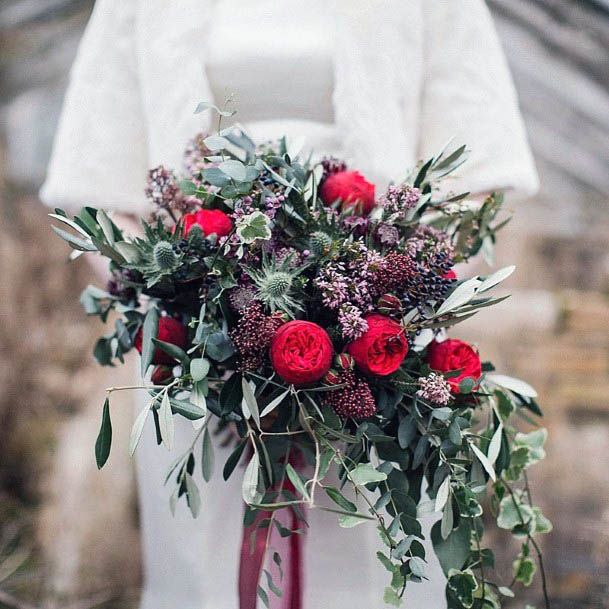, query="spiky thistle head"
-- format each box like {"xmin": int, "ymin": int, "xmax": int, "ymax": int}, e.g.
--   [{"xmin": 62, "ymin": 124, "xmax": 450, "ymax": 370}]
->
[
  {"xmin": 248, "ymin": 254, "xmax": 307, "ymax": 317},
  {"xmin": 153, "ymin": 241, "xmax": 178, "ymax": 270},
  {"xmin": 309, "ymin": 231, "xmax": 333, "ymax": 256}
]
